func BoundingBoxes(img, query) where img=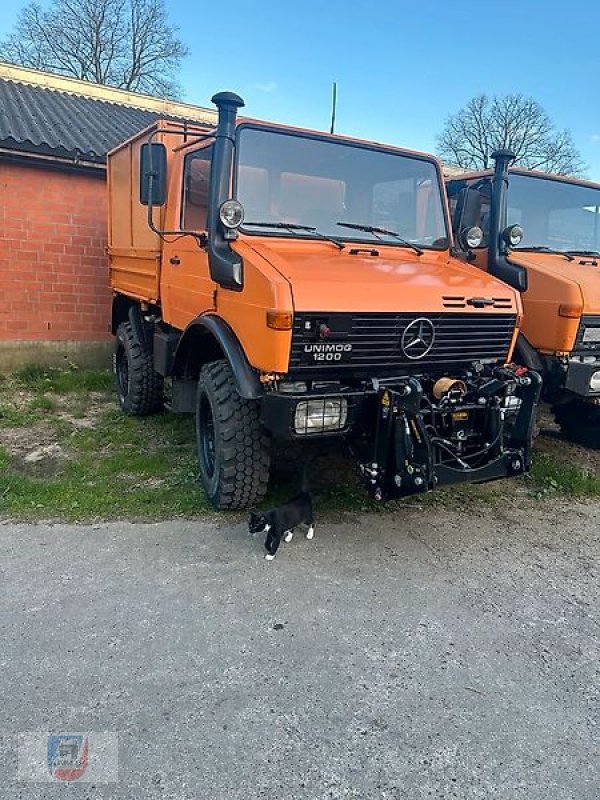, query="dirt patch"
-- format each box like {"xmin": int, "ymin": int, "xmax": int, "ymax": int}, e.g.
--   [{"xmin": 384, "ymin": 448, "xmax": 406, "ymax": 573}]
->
[
  {"xmin": 0, "ymin": 383, "xmax": 114, "ymax": 478},
  {"xmin": 1, "ymin": 422, "xmax": 68, "ymax": 476},
  {"xmin": 0, "ymin": 423, "xmax": 72, "ymax": 478},
  {"xmin": 537, "ymin": 434, "xmax": 600, "ymax": 475},
  {"xmin": 20, "ymin": 444, "xmax": 69, "ymax": 478},
  {"xmin": 56, "ymin": 401, "xmax": 108, "ymax": 429}
]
